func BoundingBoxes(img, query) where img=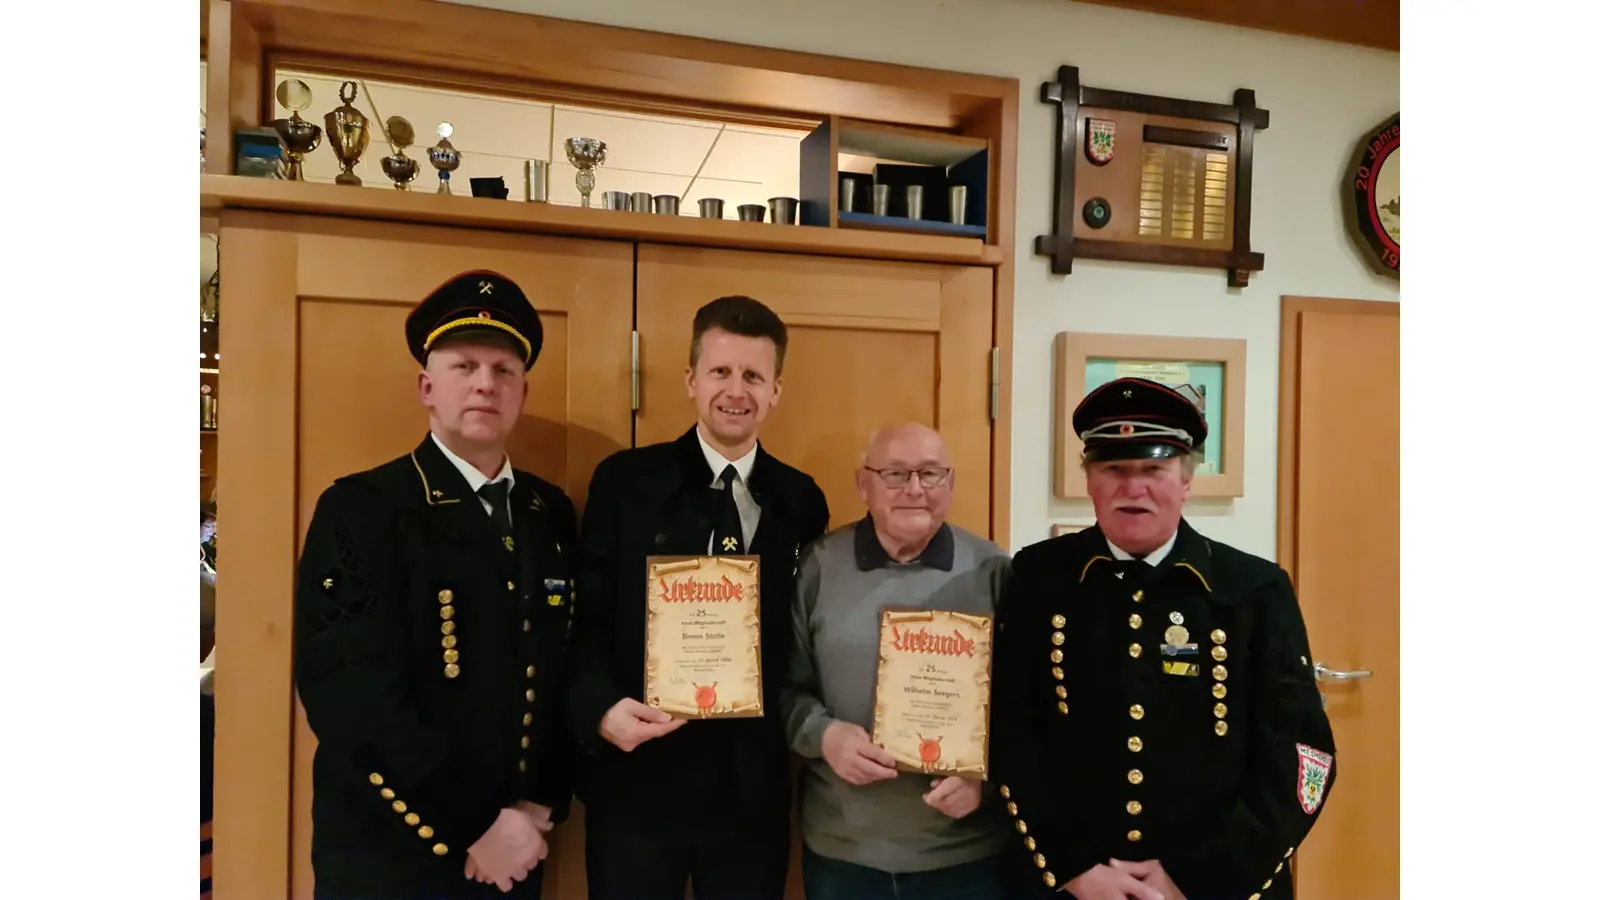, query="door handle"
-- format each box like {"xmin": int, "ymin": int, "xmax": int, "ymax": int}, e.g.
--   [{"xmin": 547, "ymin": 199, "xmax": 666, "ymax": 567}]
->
[{"xmin": 1313, "ymin": 662, "xmax": 1372, "ymax": 682}]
